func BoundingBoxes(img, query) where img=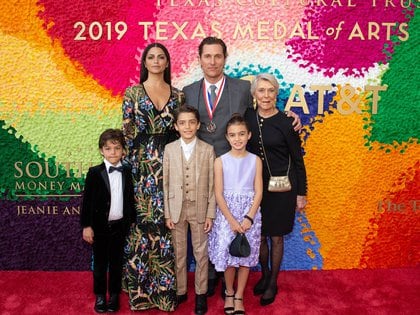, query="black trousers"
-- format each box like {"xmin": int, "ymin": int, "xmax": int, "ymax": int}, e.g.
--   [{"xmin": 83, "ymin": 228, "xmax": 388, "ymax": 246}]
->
[{"xmin": 92, "ymin": 220, "xmax": 125, "ymax": 295}]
